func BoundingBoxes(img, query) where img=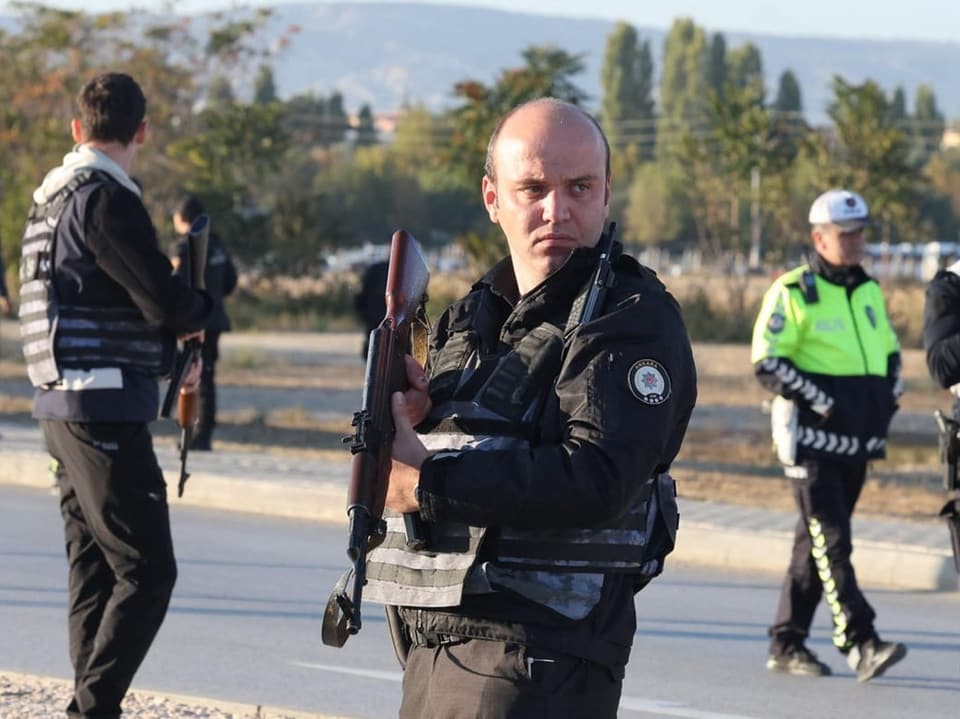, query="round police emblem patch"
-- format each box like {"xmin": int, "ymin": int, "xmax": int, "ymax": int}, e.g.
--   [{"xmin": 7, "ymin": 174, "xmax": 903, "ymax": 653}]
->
[
  {"xmin": 628, "ymin": 359, "xmax": 671, "ymax": 405},
  {"xmin": 767, "ymin": 312, "xmax": 785, "ymax": 334}
]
